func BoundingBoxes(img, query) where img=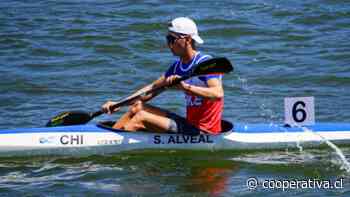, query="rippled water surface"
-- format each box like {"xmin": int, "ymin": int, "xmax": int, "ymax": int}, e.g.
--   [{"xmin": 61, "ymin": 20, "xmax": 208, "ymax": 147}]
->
[{"xmin": 1, "ymin": 0, "xmax": 350, "ymax": 196}]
